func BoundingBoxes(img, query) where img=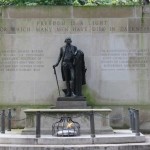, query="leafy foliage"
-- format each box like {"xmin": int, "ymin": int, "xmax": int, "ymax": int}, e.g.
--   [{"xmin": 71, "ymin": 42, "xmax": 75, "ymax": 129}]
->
[
  {"xmin": 0, "ymin": 0, "xmax": 142, "ymax": 6},
  {"xmin": 74, "ymin": 0, "xmax": 141, "ymax": 6},
  {"xmin": 0, "ymin": 0, "xmax": 72, "ymax": 6}
]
